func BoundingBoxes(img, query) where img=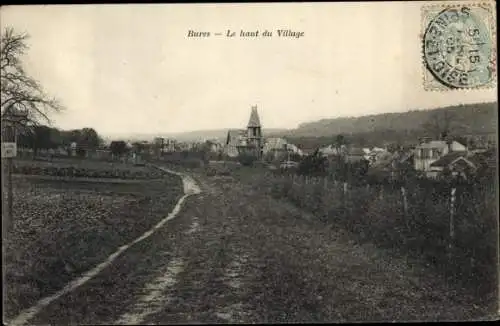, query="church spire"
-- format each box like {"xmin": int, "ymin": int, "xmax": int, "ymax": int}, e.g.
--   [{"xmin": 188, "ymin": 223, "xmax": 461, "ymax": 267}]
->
[{"xmin": 247, "ymin": 105, "xmax": 261, "ymax": 128}]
